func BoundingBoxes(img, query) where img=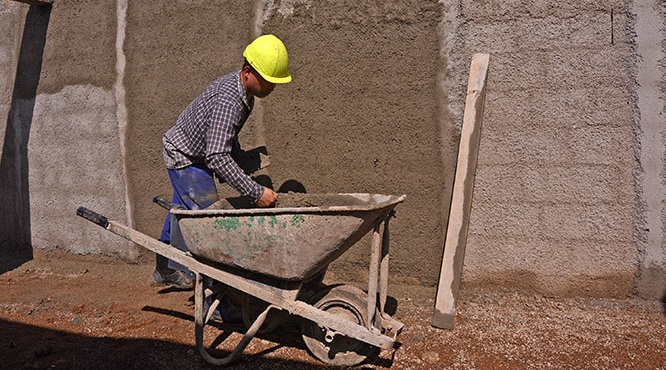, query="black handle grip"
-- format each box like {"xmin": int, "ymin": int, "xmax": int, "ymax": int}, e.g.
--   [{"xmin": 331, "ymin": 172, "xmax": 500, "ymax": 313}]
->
[
  {"xmin": 76, "ymin": 206, "xmax": 109, "ymax": 228},
  {"xmin": 152, "ymin": 196, "xmax": 186, "ymax": 210},
  {"xmin": 152, "ymin": 196, "xmax": 174, "ymax": 210}
]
